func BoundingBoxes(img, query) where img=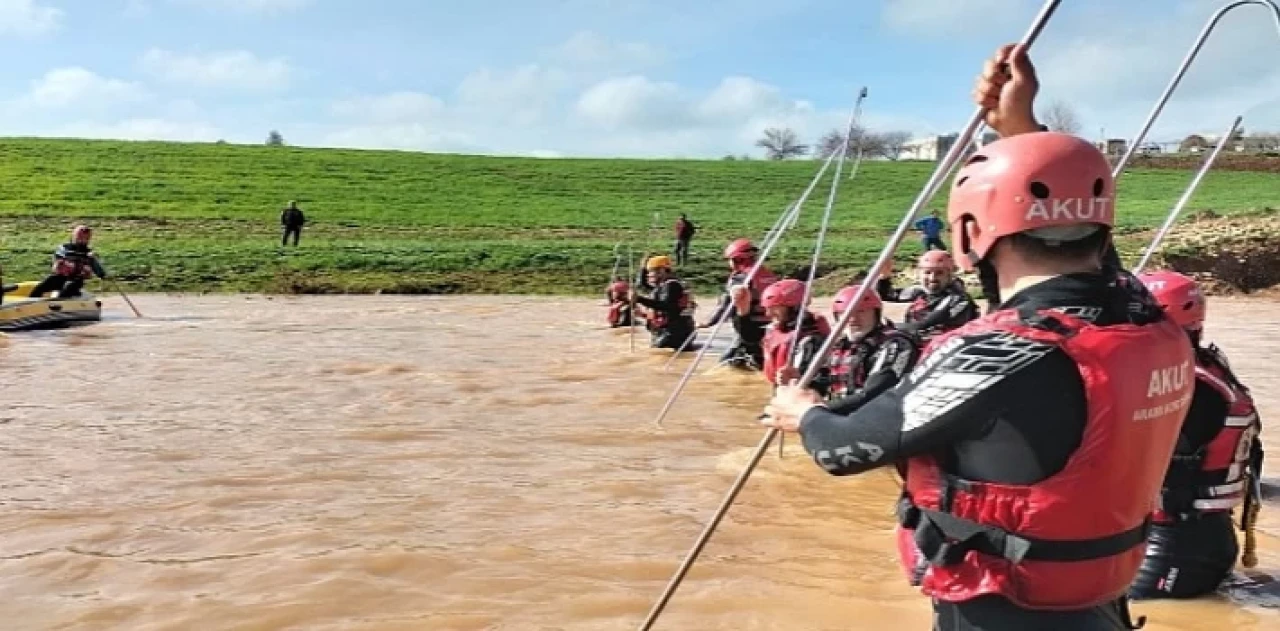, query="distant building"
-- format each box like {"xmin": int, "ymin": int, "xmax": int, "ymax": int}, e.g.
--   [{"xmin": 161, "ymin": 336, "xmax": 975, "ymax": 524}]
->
[
  {"xmin": 1096, "ymin": 138, "xmax": 1128, "ymax": 156},
  {"xmin": 901, "ymin": 131, "xmax": 999, "ymax": 161}
]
